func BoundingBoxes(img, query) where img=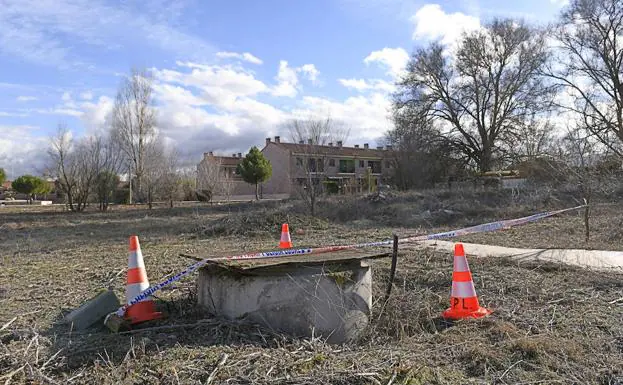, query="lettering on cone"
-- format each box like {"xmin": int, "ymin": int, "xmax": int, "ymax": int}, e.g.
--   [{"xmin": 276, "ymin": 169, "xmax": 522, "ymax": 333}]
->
[{"xmin": 452, "ymin": 298, "xmax": 470, "ymax": 310}]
